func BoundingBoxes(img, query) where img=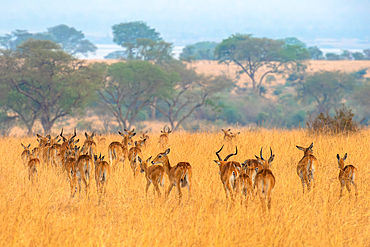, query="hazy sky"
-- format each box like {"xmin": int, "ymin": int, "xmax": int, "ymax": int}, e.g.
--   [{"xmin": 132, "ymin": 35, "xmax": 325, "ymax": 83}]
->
[{"xmin": 1, "ymin": 0, "xmax": 369, "ymax": 48}]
